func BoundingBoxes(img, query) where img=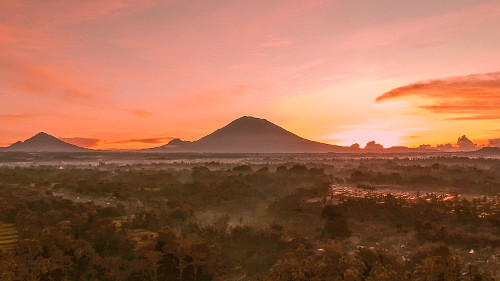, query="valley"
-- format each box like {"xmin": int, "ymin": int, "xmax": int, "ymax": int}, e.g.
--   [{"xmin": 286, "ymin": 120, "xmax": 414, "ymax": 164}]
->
[{"xmin": 0, "ymin": 153, "xmax": 498, "ymax": 280}]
